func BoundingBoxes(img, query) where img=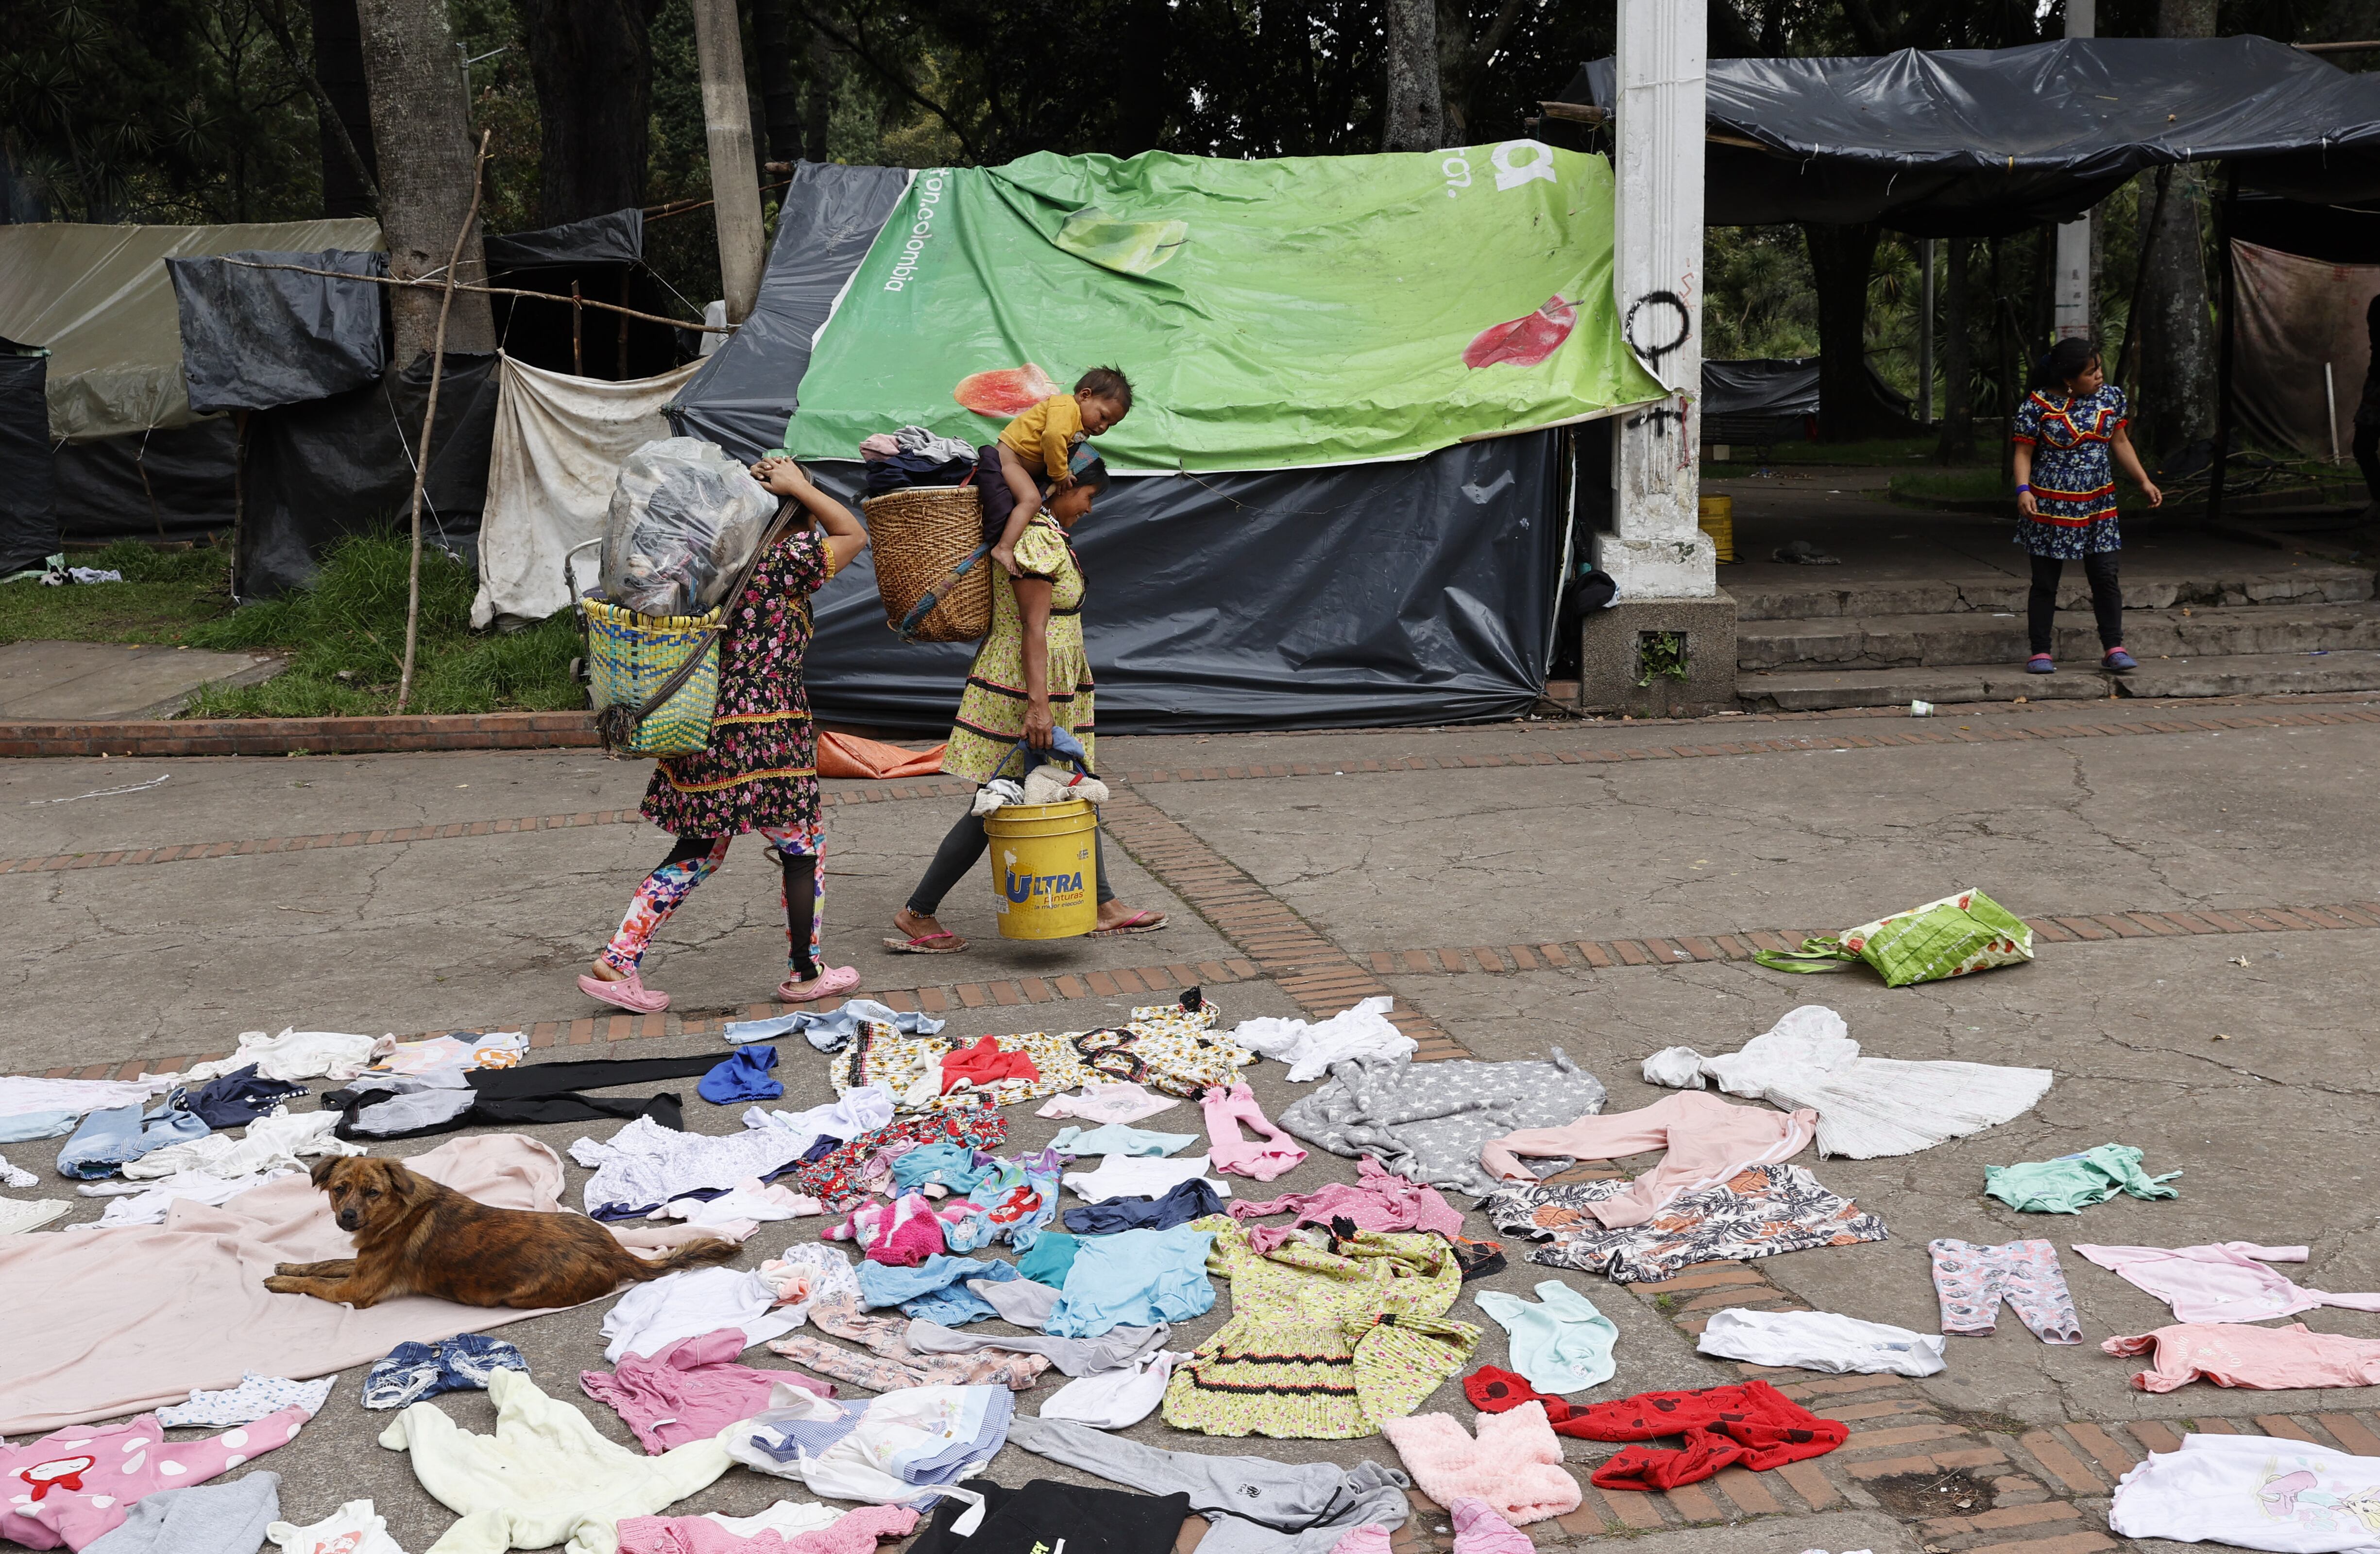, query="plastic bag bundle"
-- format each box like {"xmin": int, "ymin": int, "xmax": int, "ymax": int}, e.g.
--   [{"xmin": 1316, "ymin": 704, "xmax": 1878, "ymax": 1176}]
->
[
  {"xmin": 1752, "ymin": 887, "xmax": 2032, "ymax": 986},
  {"xmin": 601, "ymin": 437, "xmax": 778, "ymax": 617}
]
